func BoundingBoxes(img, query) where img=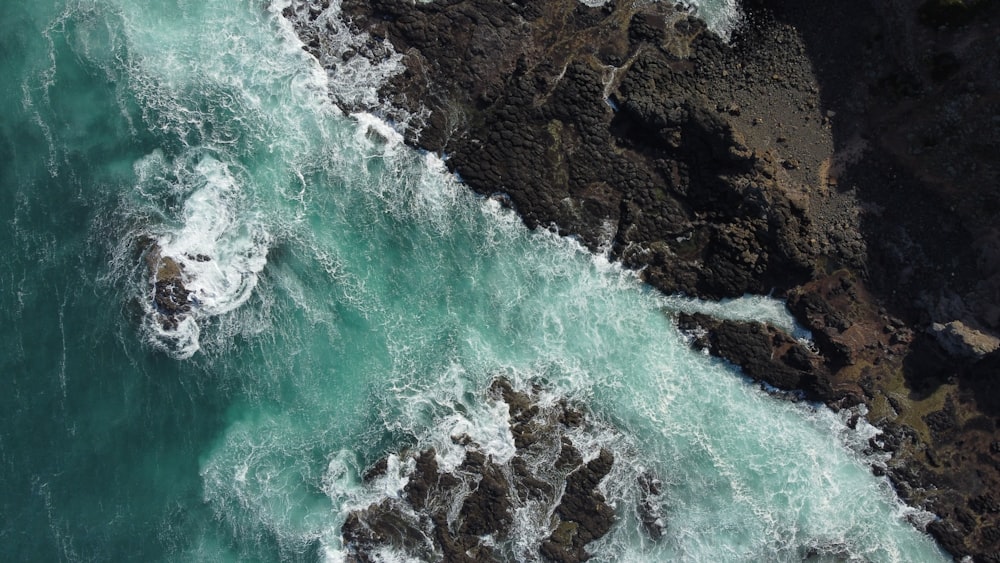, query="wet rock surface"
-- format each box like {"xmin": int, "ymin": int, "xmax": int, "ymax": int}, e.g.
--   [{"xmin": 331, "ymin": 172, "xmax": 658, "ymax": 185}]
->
[
  {"xmin": 341, "ymin": 378, "xmax": 627, "ymax": 562},
  {"xmin": 144, "ymin": 244, "xmax": 192, "ymax": 331},
  {"xmin": 677, "ymin": 312, "xmax": 831, "ymax": 401},
  {"xmin": 285, "ymin": 0, "xmax": 1000, "ymax": 558},
  {"xmin": 290, "ymin": 0, "xmax": 821, "ymax": 300}
]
